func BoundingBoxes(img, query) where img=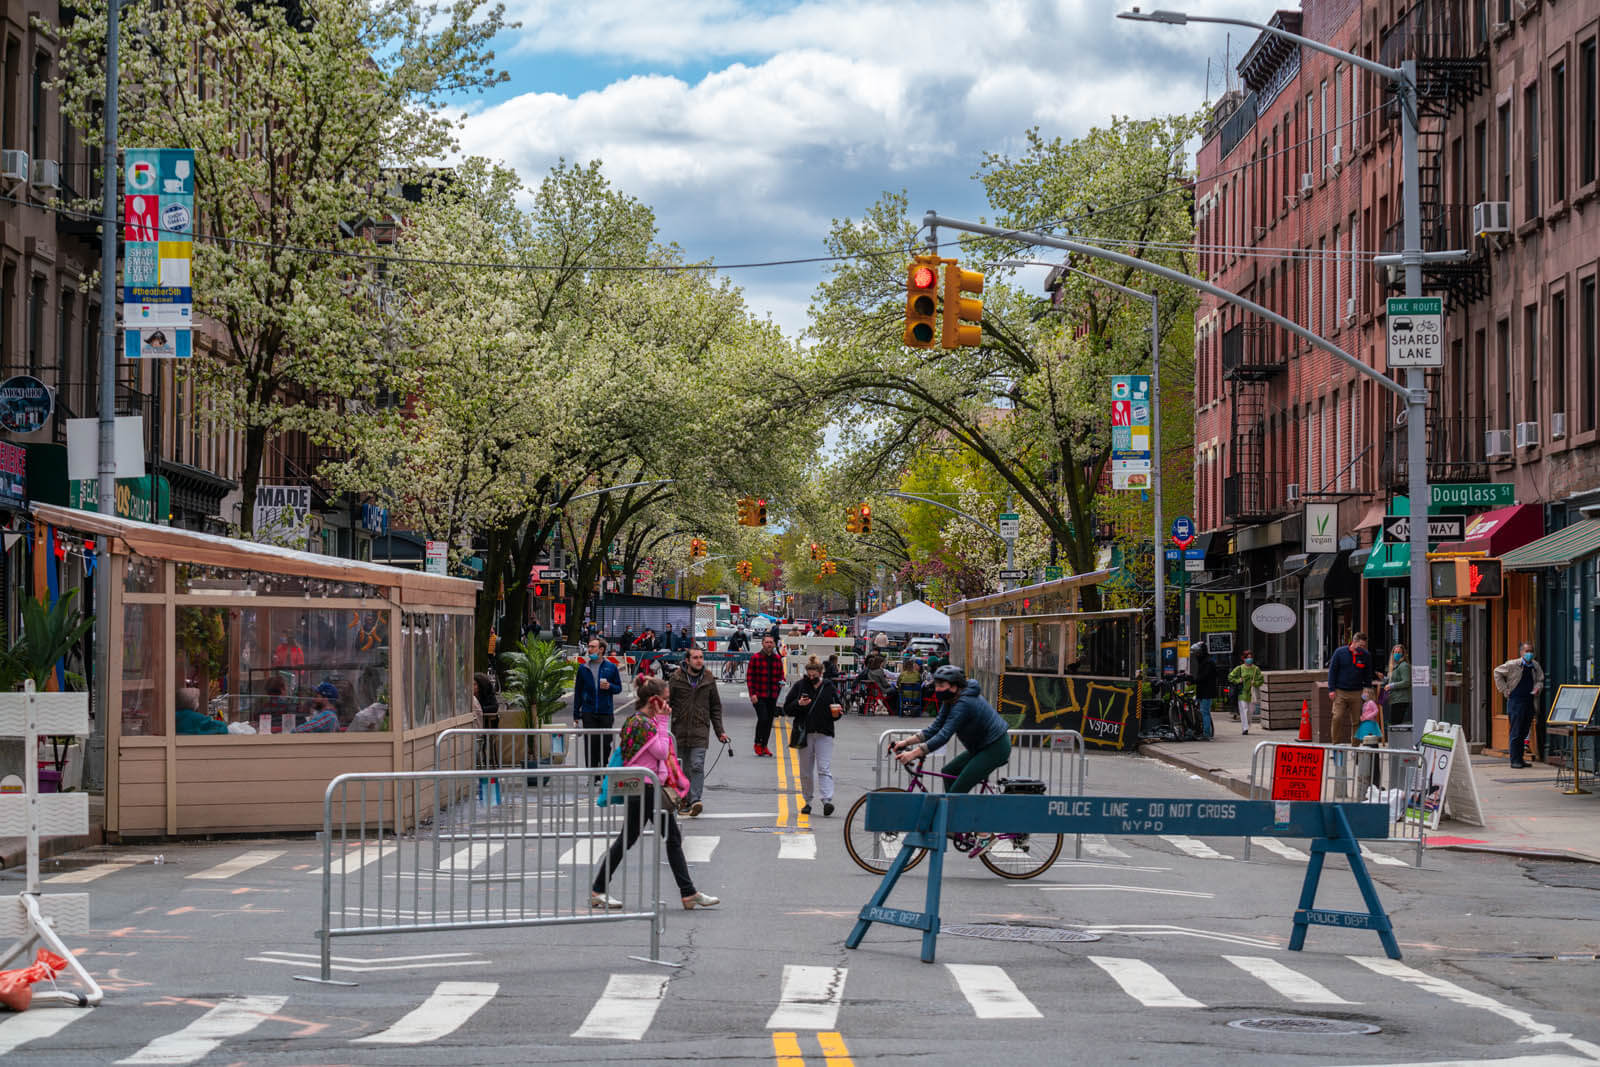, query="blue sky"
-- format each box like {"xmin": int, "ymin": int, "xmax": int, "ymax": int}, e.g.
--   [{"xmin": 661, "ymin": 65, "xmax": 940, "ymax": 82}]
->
[{"xmin": 455, "ymin": 0, "xmax": 1270, "ymax": 337}]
